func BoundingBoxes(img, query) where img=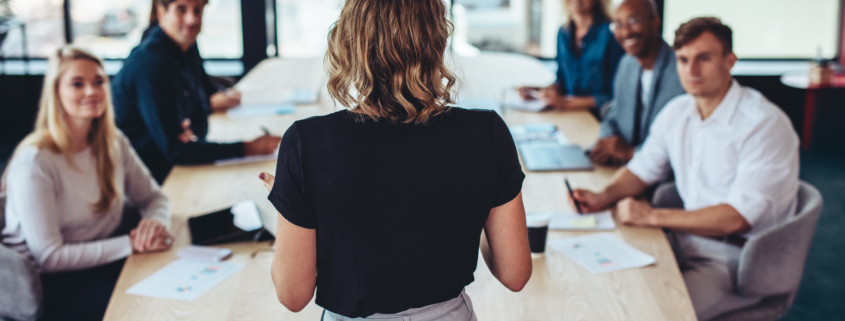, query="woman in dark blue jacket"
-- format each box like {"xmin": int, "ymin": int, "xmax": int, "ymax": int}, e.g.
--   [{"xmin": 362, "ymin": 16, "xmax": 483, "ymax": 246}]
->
[
  {"xmin": 112, "ymin": 0, "xmax": 281, "ymax": 183},
  {"xmin": 520, "ymin": 0, "xmax": 623, "ymax": 112}
]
